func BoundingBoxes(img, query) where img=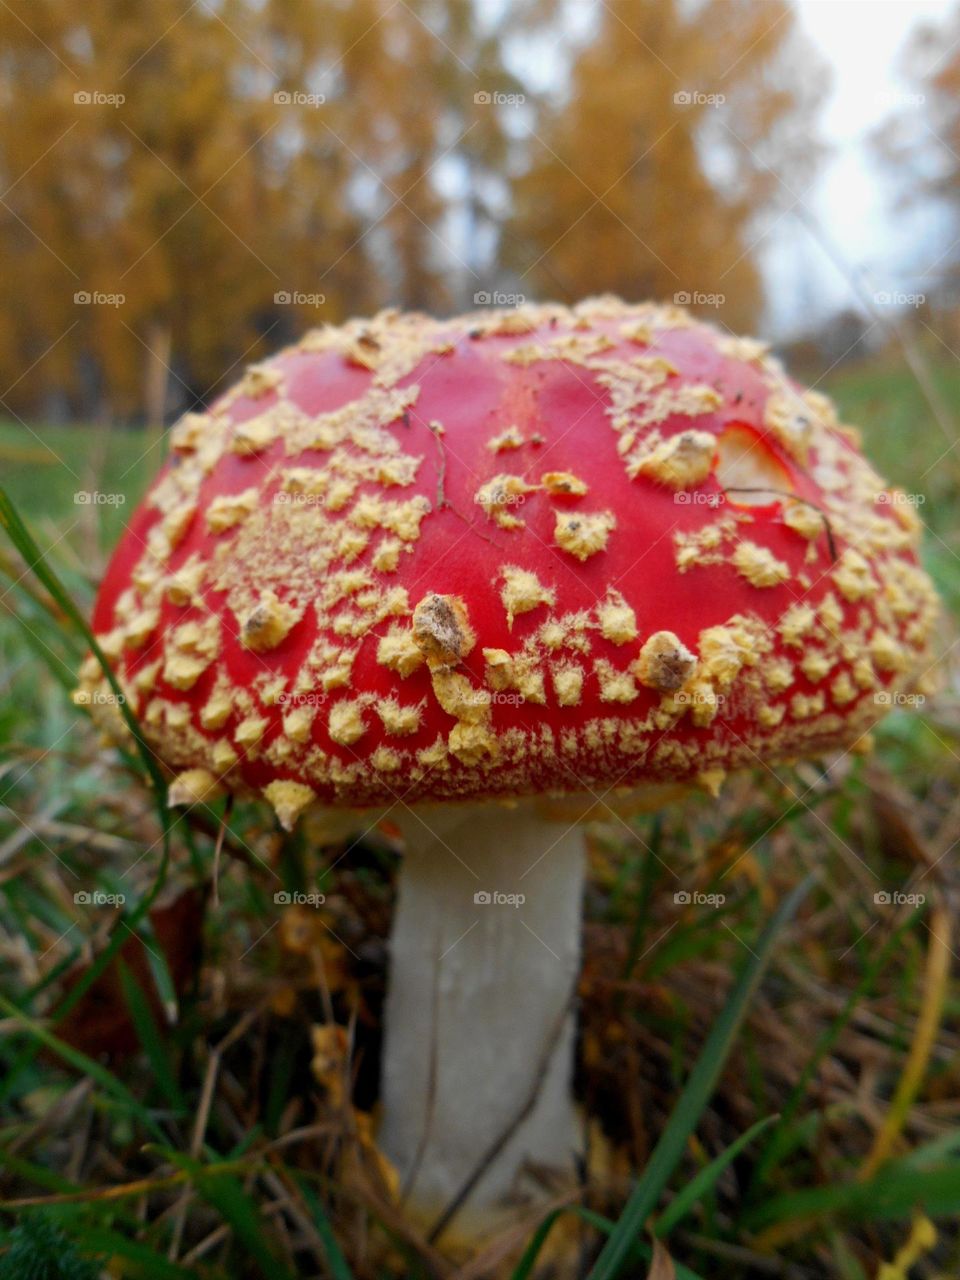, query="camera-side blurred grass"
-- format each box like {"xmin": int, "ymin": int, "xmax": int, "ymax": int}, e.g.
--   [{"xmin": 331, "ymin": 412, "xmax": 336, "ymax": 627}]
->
[{"xmin": 1, "ymin": 358, "xmax": 959, "ymax": 1278}]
